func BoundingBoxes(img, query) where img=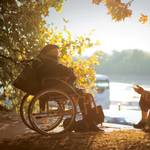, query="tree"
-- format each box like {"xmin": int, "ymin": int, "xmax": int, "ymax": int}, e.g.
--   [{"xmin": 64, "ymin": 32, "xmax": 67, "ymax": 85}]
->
[
  {"xmin": 0, "ymin": 0, "xmax": 102, "ymax": 112},
  {"xmin": 95, "ymin": 49, "xmax": 150, "ymax": 76},
  {"xmin": 92, "ymin": 0, "xmax": 148, "ymax": 23}
]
